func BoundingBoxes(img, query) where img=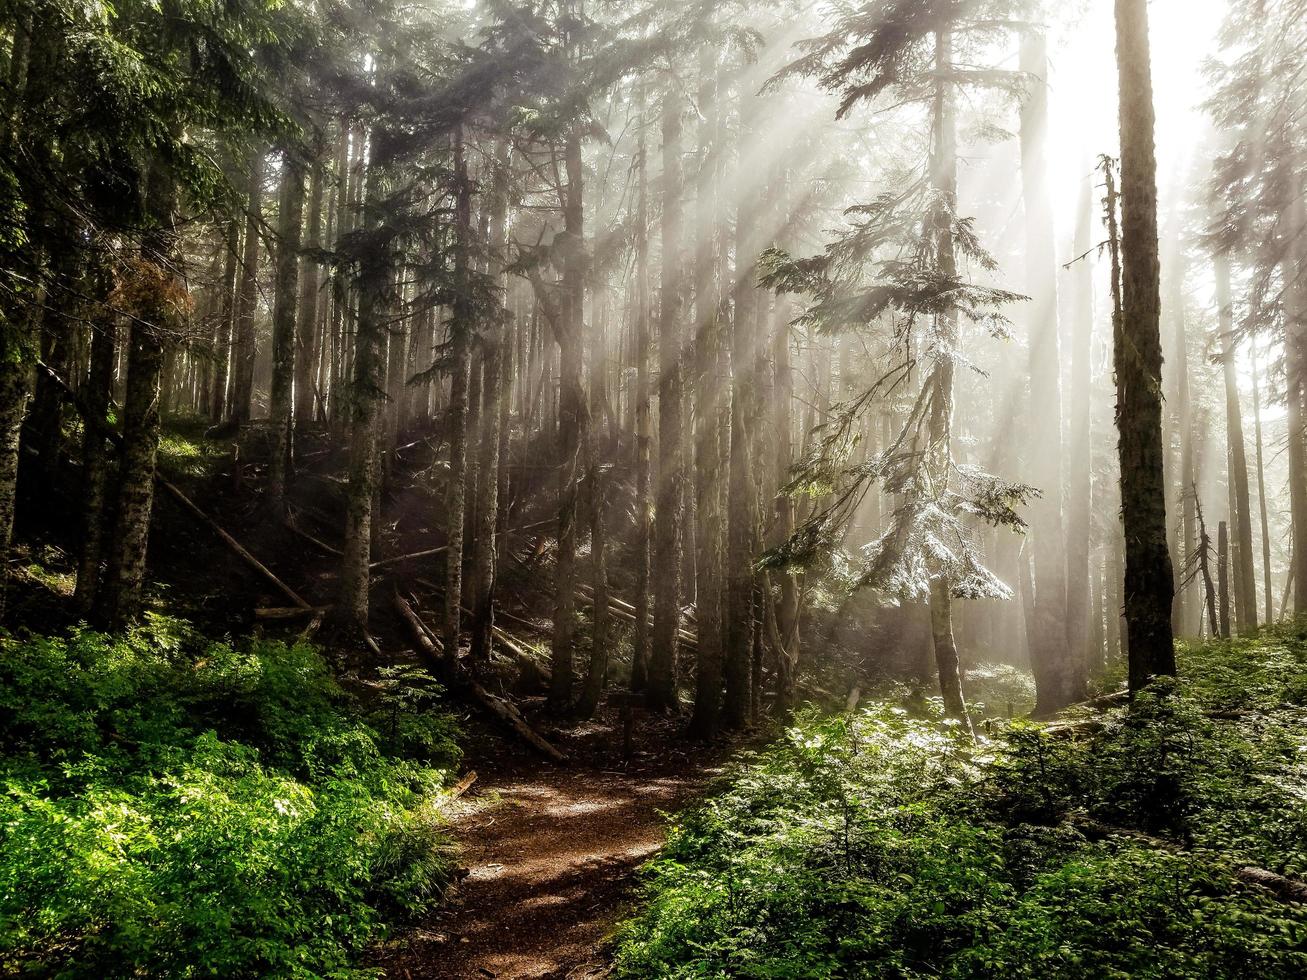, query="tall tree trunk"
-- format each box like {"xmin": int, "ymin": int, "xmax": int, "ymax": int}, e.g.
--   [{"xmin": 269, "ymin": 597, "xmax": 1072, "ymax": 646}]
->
[
  {"xmin": 74, "ymin": 297, "xmax": 117, "ymax": 616},
  {"xmin": 771, "ymin": 280, "xmax": 800, "ymax": 712},
  {"xmin": 295, "ymin": 155, "xmax": 325, "ymax": 427},
  {"xmin": 337, "ymin": 134, "xmax": 388, "ymax": 635},
  {"xmin": 1113, "ymin": 0, "xmax": 1176, "ymax": 691},
  {"xmin": 269, "ymin": 153, "xmax": 304, "ymax": 510},
  {"xmin": 1217, "ymin": 520, "xmax": 1231, "ymax": 639},
  {"xmin": 1283, "ymin": 187, "xmax": 1307, "ymax": 615},
  {"xmin": 98, "ymin": 163, "xmax": 178, "ymax": 630},
  {"xmin": 630, "ymin": 87, "xmax": 653, "ymax": 694},
  {"xmin": 1250, "ymin": 336, "xmax": 1274, "ymax": 623},
  {"xmin": 578, "ymin": 296, "xmax": 610, "ymax": 719},
  {"xmin": 1215, "ymin": 251, "xmax": 1258, "ymax": 632},
  {"xmin": 210, "ymin": 218, "xmax": 240, "ymax": 422},
  {"xmin": 98, "ymin": 318, "xmax": 163, "ymax": 631},
  {"xmin": 1067, "ymin": 172, "xmax": 1095, "ymax": 674},
  {"xmin": 1168, "ymin": 246, "xmax": 1198, "ymax": 637},
  {"xmin": 1020, "ymin": 29, "xmax": 1081, "ymax": 713},
  {"xmin": 926, "ymin": 31, "xmax": 974, "ymax": 732},
  {"xmin": 725, "ymin": 66, "xmax": 760, "ymax": 731},
  {"xmin": 650, "ymin": 78, "xmax": 685, "ymax": 715},
  {"xmin": 548, "ymin": 122, "xmax": 587, "ymax": 712},
  {"xmin": 688, "ymin": 46, "xmax": 724, "ymax": 738},
  {"xmin": 443, "ymin": 126, "xmax": 474, "ymax": 657},
  {"xmin": 469, "ymin": 143, "xmax": 509, "ymax": 665},
  {"xmin": 230, "ymin": 151, "xmax": 264, "ymax": 424},
  {"xmin": 0, "ymin": 311, "xmax": 38, "ymax": 579}
]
